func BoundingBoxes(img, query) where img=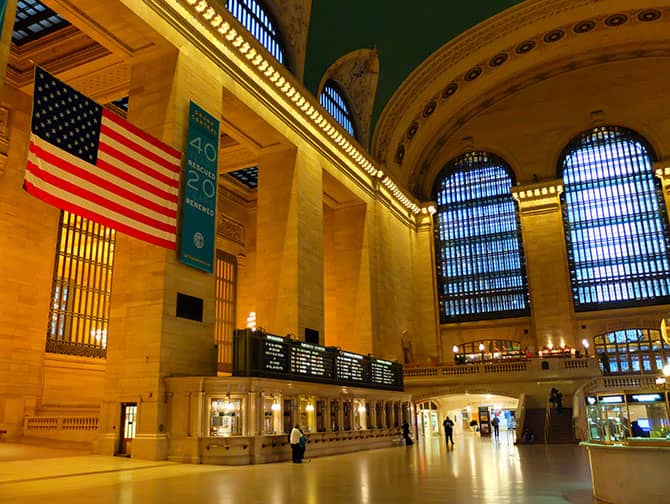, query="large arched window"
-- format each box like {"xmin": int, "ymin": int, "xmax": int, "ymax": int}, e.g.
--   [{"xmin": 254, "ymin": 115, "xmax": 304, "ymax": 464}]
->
[
  {"xmin": 225, "ymin": 0, "xmax": 285, "ymax": 66},
  {"xmin": 319, "ymin": 80, "xmax": 356, "ymax": 138},
  {"xmin": 594, "ymin": 328, "xmax": 670, "ymax": 375},
  {"xmin": 560, "ymin": 126, "xmax": 670, "ymax": 310},
  {"xmin": 433, "ymin": 152, "xmax": 529, "ymax": 322}
]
